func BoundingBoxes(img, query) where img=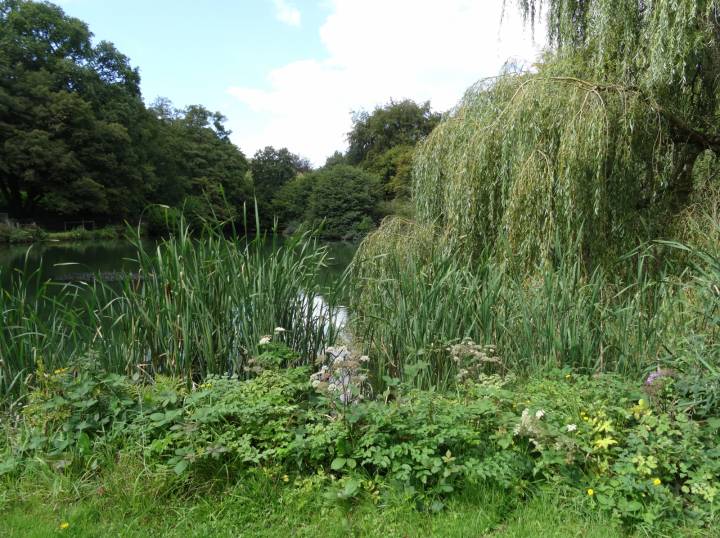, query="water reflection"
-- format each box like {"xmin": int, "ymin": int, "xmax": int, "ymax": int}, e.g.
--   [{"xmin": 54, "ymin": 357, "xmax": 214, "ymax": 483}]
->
[{"xmin": 0, "ymin": 238, "xmax": 356, "ymax": 293}]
